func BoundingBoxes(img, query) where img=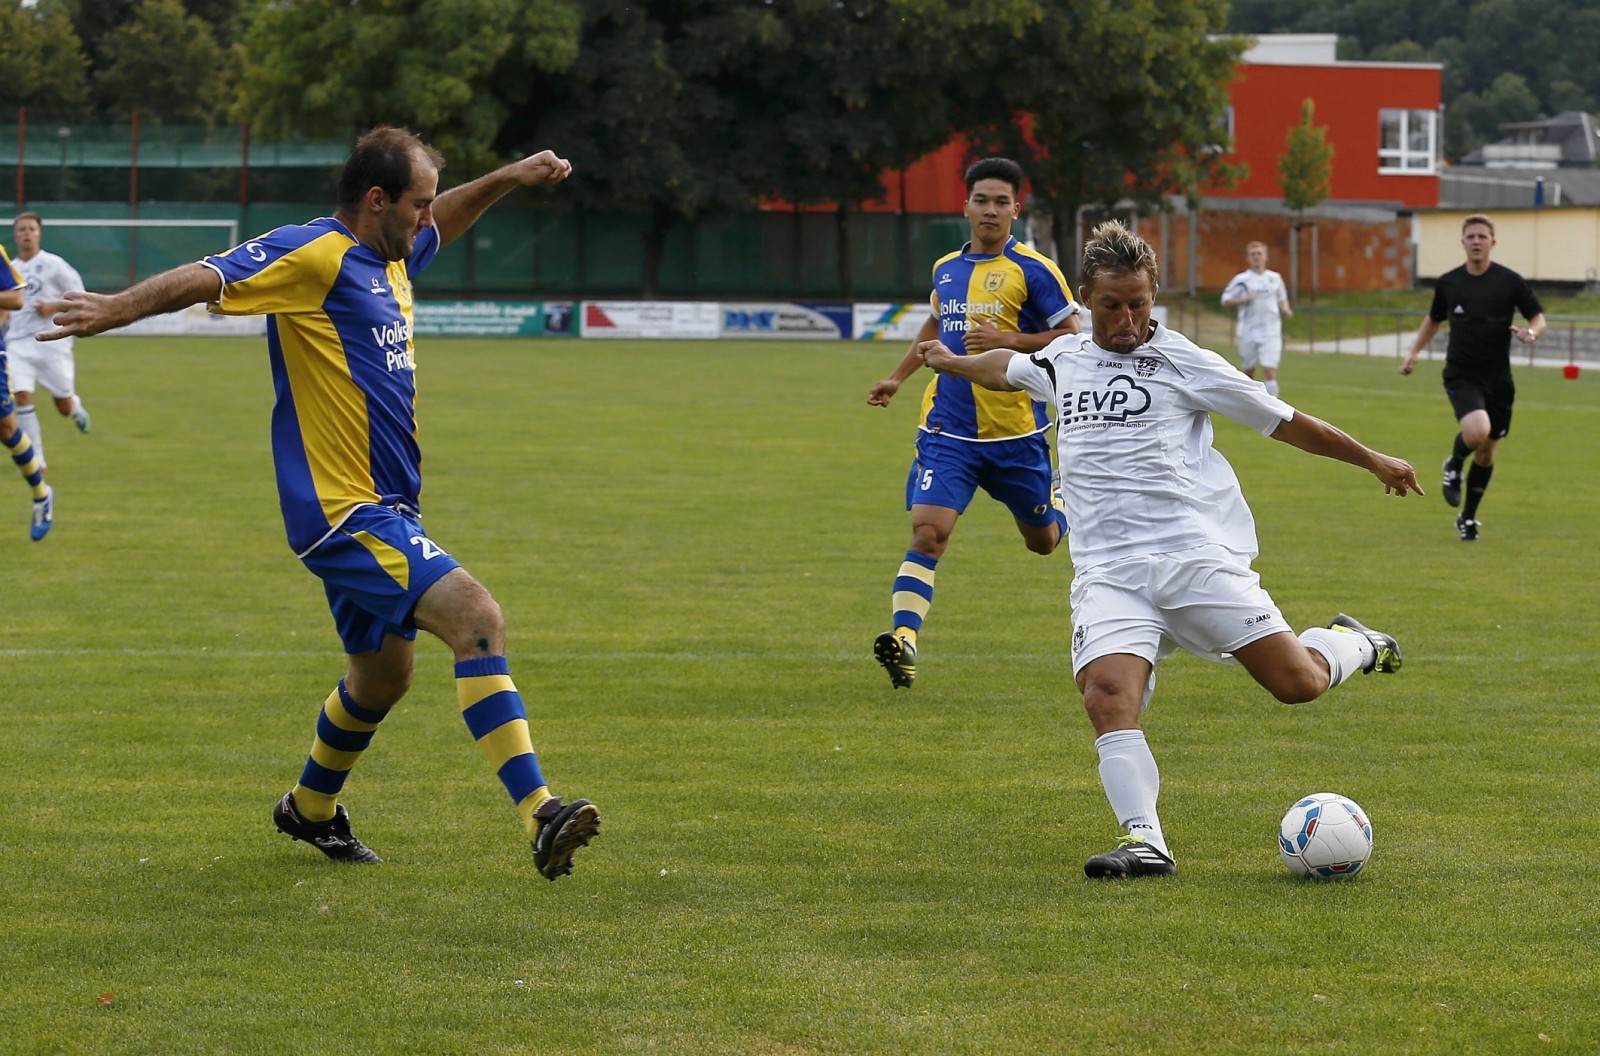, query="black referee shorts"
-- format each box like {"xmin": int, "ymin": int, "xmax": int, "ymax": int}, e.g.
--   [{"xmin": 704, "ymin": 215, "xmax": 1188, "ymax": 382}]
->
[{"xmin": 1443, "ymin": 371, "xmax": 1514, "ymax": 439}]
